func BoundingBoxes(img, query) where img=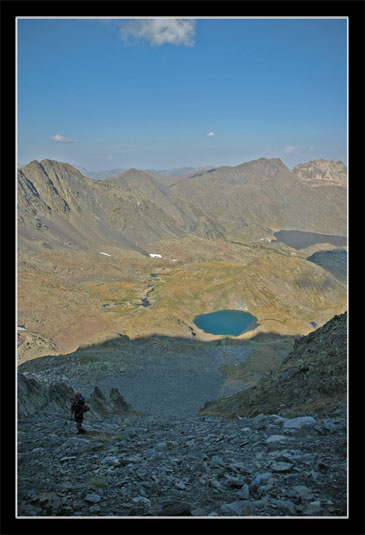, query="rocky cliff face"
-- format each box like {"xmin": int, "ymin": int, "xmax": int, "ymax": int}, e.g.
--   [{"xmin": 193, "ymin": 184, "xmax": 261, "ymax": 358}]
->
[
  {"xmin": 199, "ymin": 312, "xmax": 347, "ymax": 419},
  {"xmin": 292, "ymin": 159, "xmax": 347, "ymax": 186}
]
